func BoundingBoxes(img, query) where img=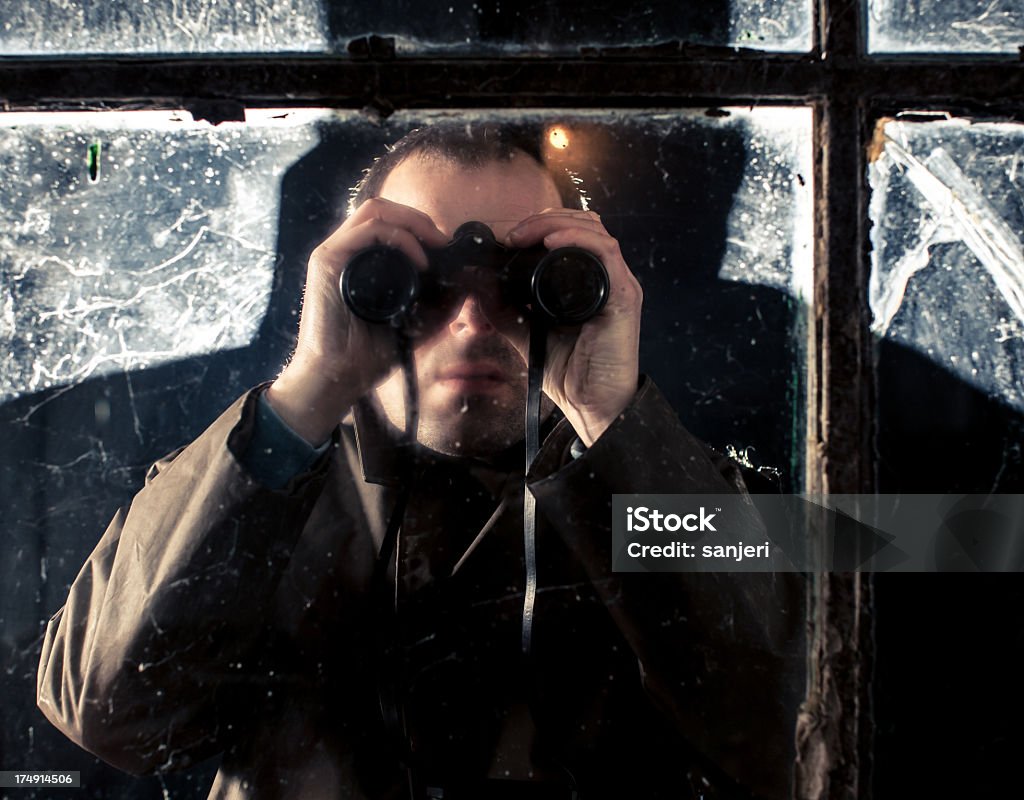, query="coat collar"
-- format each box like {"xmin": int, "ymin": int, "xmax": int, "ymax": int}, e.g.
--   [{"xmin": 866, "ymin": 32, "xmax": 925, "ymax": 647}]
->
[{"xmin": 351, "ymin": 394, "xmax": 409, "ymax": 486}]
